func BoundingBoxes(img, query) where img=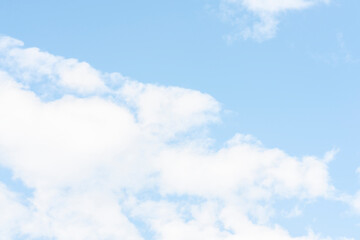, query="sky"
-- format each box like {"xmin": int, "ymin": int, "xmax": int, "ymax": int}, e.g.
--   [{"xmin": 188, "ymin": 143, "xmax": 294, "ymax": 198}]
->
[{"xmin": 0, "ymin": 0, "xmax": 359, "ymax": 239}]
